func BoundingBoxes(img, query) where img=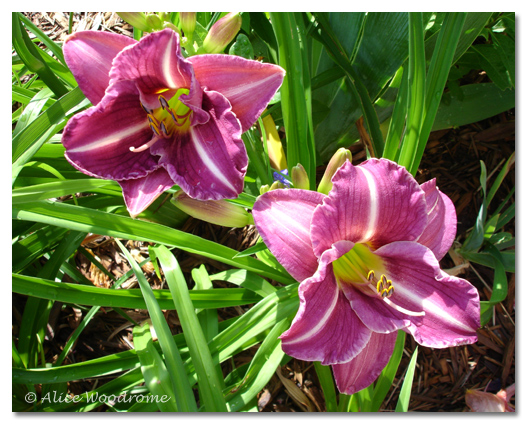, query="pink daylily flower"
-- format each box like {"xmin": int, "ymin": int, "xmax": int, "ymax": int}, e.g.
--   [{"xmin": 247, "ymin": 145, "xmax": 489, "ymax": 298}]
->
[
  {"xmin": 253, "ymin": 158, "xmax": 480, "ymax": 395},
  {"xmin": 61, "ymin": 29, "xmax": 285, "ymax": 216}
]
